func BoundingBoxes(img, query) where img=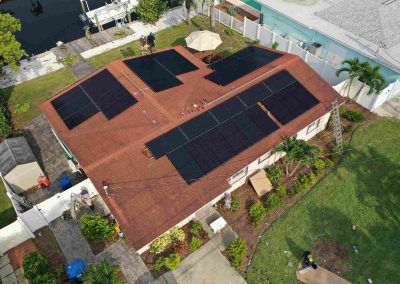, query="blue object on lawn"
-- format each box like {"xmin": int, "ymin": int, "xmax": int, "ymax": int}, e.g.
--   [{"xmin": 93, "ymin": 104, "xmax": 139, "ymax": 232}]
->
[
  {"xmin": 65, "ymin": 258, "xmax": 86, "ymax": 279},
  {"xmin": 59, "ymin": 176, "xmax": 72, "ymax": 191}
]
